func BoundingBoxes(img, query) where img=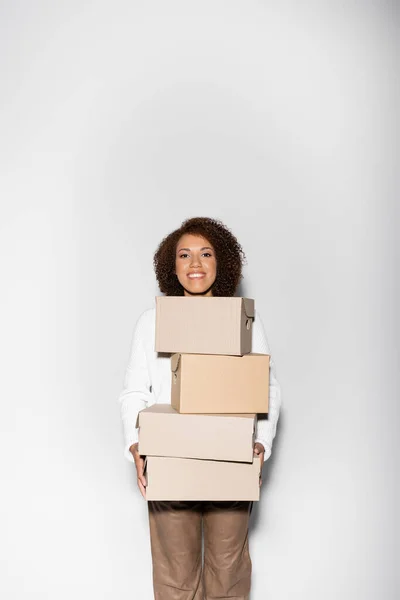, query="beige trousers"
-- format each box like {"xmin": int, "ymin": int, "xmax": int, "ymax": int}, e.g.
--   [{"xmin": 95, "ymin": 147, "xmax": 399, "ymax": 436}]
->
[{"xmin": 148, "ymin": 500, "xmax": 253, "ymax": 600}]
